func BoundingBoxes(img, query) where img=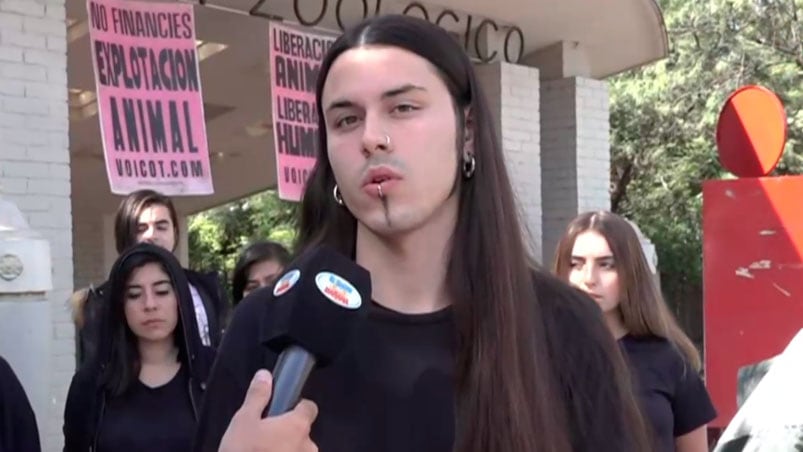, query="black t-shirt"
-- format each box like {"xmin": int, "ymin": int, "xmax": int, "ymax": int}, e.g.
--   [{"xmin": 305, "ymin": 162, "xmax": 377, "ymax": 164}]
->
[
  {"xmin": 0, "ymin": 357, "xmax": 40, "ymax": 452},
  {"xmin": 301, "ymin": 302, "xmax": 455, "ymax": 452},
  {"xmin": 195, "ymin": 274, "xmax": 648, "ymax": 452},
  {"xmin": 619, "ymin": 334, "xmax": 717, "ymax": 452},
  {"xmin": 97, "ymin": 365, "xmax": 195, "ymax": 452}
]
